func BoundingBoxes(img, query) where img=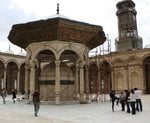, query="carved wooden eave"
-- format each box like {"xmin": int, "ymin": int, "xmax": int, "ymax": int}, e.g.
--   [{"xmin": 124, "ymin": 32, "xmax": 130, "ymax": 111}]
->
[{"xmin": 8, "ymin": 17, "xmax": 106, "ymax": 50}]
